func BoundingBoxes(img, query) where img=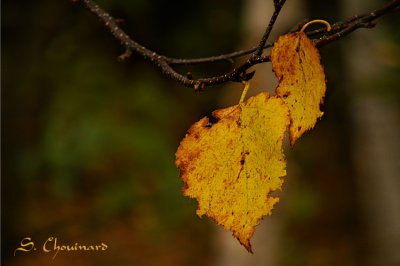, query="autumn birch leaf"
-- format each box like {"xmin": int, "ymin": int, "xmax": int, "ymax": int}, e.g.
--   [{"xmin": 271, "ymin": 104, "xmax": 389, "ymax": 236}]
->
[
  {"xmin": 175, "ymin": 92, "xmax": 290, "ymax": 252},
  {"xmin": 271, "ymin": 31, "xmax": 327, "ymax": 146}
]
